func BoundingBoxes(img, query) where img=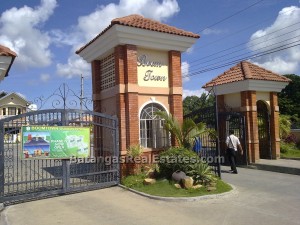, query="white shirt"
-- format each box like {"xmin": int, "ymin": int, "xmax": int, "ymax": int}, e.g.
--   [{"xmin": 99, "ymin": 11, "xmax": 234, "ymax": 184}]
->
[{"xmin": 226, "ymin": 134, "xmax": 240, "ymax": 151}]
